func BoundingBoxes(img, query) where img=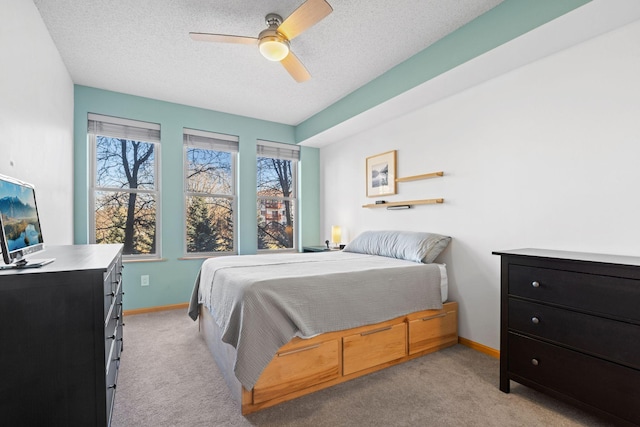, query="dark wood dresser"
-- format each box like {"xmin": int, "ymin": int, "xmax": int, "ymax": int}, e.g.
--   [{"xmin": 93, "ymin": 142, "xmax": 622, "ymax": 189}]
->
[
  {"xmin": 0, "ymin": 244, "xmax": 124, "ymax": 426},
  {"xmin": 493, "ymin": 248, "xmax": 640, "ymax": 426}
]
